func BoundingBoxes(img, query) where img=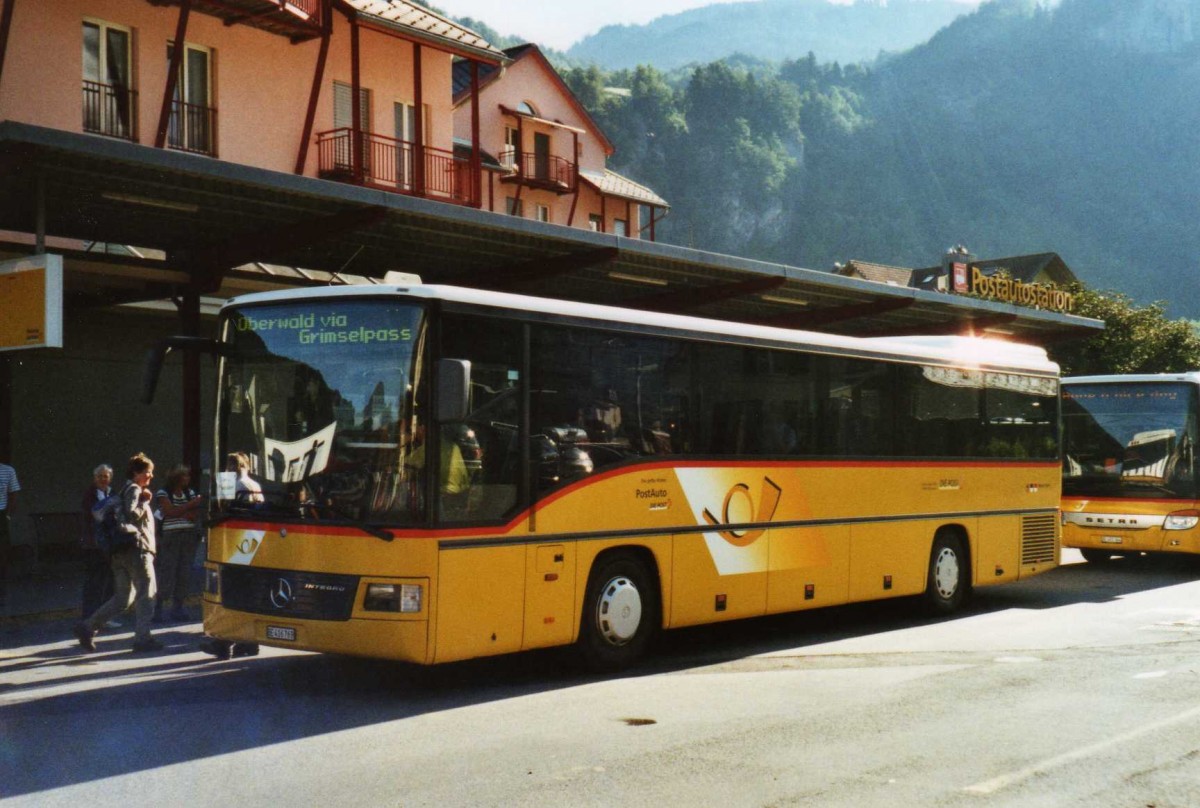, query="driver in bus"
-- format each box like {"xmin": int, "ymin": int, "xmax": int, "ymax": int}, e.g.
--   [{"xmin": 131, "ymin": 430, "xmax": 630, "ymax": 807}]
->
[
  {"xmin": 289, "ymin": 372, "xmax": 336, "ymax": 439},
  {"xmin": 405, "ymin": 422, "xmax": 470, "ymax": 516}
]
